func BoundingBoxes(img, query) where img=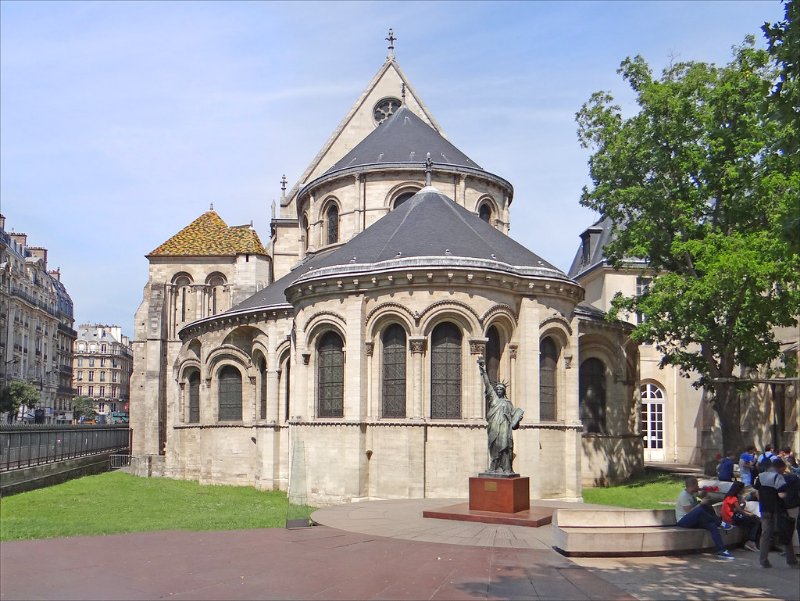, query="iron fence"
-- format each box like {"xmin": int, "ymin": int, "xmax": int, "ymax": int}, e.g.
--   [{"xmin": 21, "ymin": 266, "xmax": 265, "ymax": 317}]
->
[{"xmin": 0, "ymin": 424, "xmax": 131, "ymax": 471}]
